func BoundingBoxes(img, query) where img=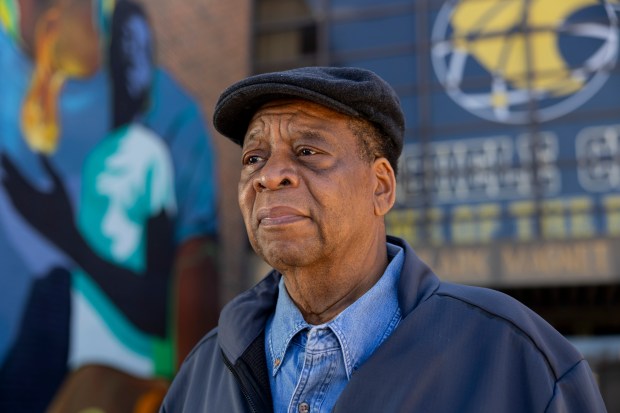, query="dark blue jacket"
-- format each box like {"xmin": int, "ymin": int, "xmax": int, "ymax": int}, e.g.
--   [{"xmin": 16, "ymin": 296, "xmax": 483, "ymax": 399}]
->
[{"xmin": 161, "ymin": 236, "xmax": 607, "ymax": 412}]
